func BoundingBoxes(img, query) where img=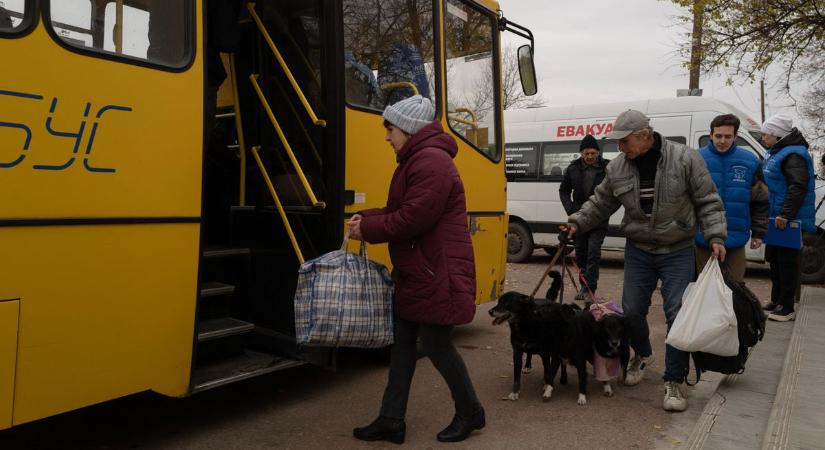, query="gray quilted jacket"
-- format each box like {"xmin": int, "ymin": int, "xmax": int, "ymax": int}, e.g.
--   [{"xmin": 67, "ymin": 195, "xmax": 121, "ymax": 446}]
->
[{"xmin": 569, "ymin": 135, "xmax": 726, "ymax": 254}]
